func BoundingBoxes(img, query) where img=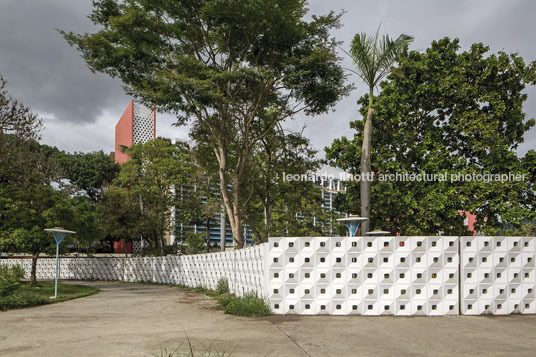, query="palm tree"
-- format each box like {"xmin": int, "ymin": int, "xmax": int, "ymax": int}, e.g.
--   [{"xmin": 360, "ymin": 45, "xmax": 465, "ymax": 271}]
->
[{"xmin": 347, "ymin": 27, "xmax": 413, "ymax": 235}]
